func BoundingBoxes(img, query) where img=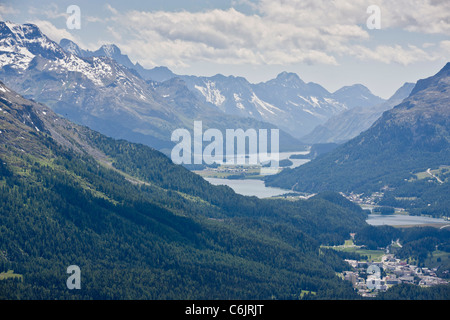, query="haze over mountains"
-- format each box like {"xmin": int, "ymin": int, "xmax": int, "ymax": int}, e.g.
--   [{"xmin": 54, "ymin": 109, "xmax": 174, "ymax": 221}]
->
[
  {"xmin": 0, "ymin": 21, "xmax": 301, "ymax": 154},
  {"xmin": 302, "ymin": 82, "xmax": 416, "ymax": 144},
  {"xmin": 179, "ymin": 72, "xmax": 386, "ymax": 139},
  {"xmin": 58, "ymin": 36, "xmax": 387, "ymax": 141}
]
